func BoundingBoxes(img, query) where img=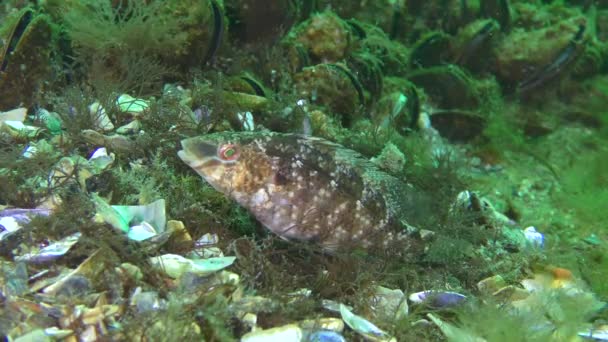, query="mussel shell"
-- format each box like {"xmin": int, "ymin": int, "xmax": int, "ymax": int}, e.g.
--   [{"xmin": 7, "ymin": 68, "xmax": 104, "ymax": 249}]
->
[
  {"xmin": 430, "ymin": 110, "xmax": 486, "ymax": 142},
  {"xmin": 293, "ymin": 63, "xmax": 365, "ymax": 126},
  {"xmin": 408, "ymin": 65, "xmax": 479, "ymax": 109},
  {"xmin": 0, "ymin": 10, "xmax": 54, "ymax": 110},
  {"xmin": 203, "ymin": 0, "xmax": 225, "ymax": 66},
  {"xmin": 453, "ymin": 19, "xmax": 499, "ymax": 71},
  {"xmin": 225, "ymin": 0, "xmax": 297, "ymax": 44},
  {"xmin": 325, "ymin": 63, "xmax": 366, "ymax": 107},
  {"xmin": 480, "ymin": 0, "xmax": 511, "ymax": 31},
  {"xmin": 410, "ymin": 32, "xmax": 452, "ymax": 69},
  {"xmin": 0, "ymin": 8, "xmax": 34, "ymax": 72},
  {"xmin": 226, "ymin": 75, "xmax": 268, "ymax": 97},
  {"xmin": 347, "ymin": 53, "xmax": 383, "ymax": 101}
]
